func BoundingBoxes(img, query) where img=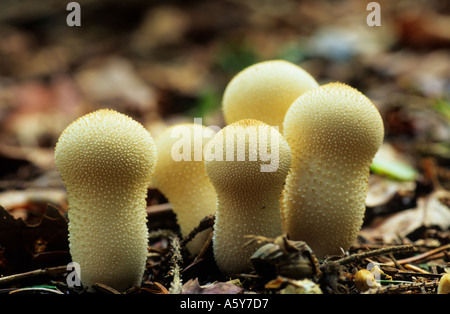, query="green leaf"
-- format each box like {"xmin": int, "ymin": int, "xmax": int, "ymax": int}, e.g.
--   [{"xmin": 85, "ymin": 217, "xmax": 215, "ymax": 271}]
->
[{"xmin": 371, "ymin": 156, "xmax": 418, "ymax": 182}]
